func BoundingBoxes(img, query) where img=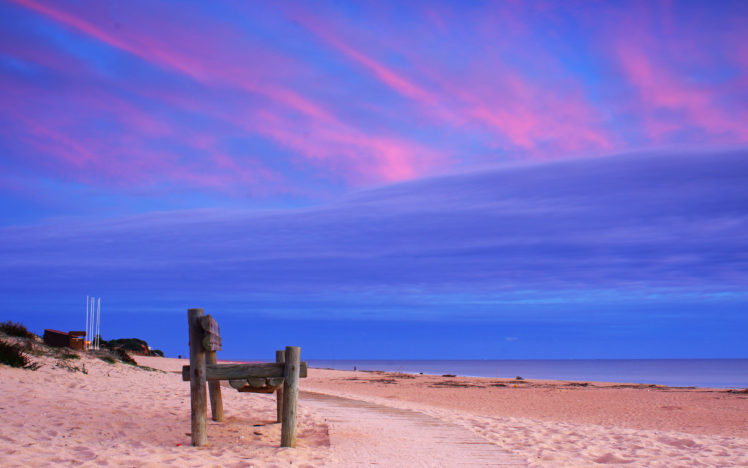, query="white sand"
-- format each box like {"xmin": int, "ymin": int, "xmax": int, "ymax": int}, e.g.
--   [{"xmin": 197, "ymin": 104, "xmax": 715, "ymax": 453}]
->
[{"xmin": 1, "ymin": 349, "xmax": 746, "ymax": 467}]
